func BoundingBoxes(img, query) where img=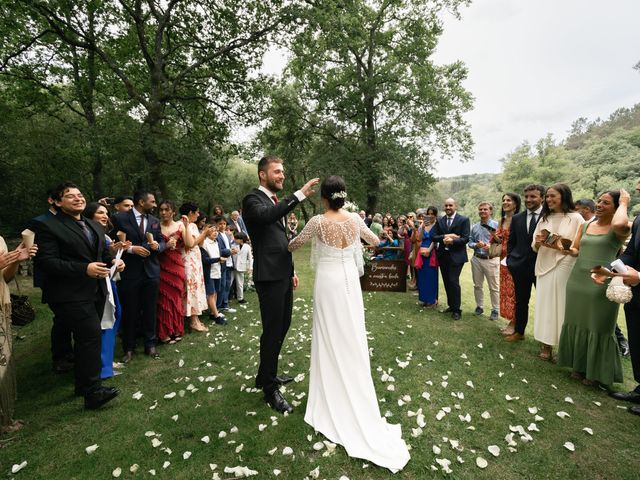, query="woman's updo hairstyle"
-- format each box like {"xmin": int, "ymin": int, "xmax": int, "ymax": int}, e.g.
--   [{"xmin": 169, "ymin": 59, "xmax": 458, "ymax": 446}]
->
[{"xmin": 321, "ymin": 175, "xmax": 347, "ymax": 210}]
